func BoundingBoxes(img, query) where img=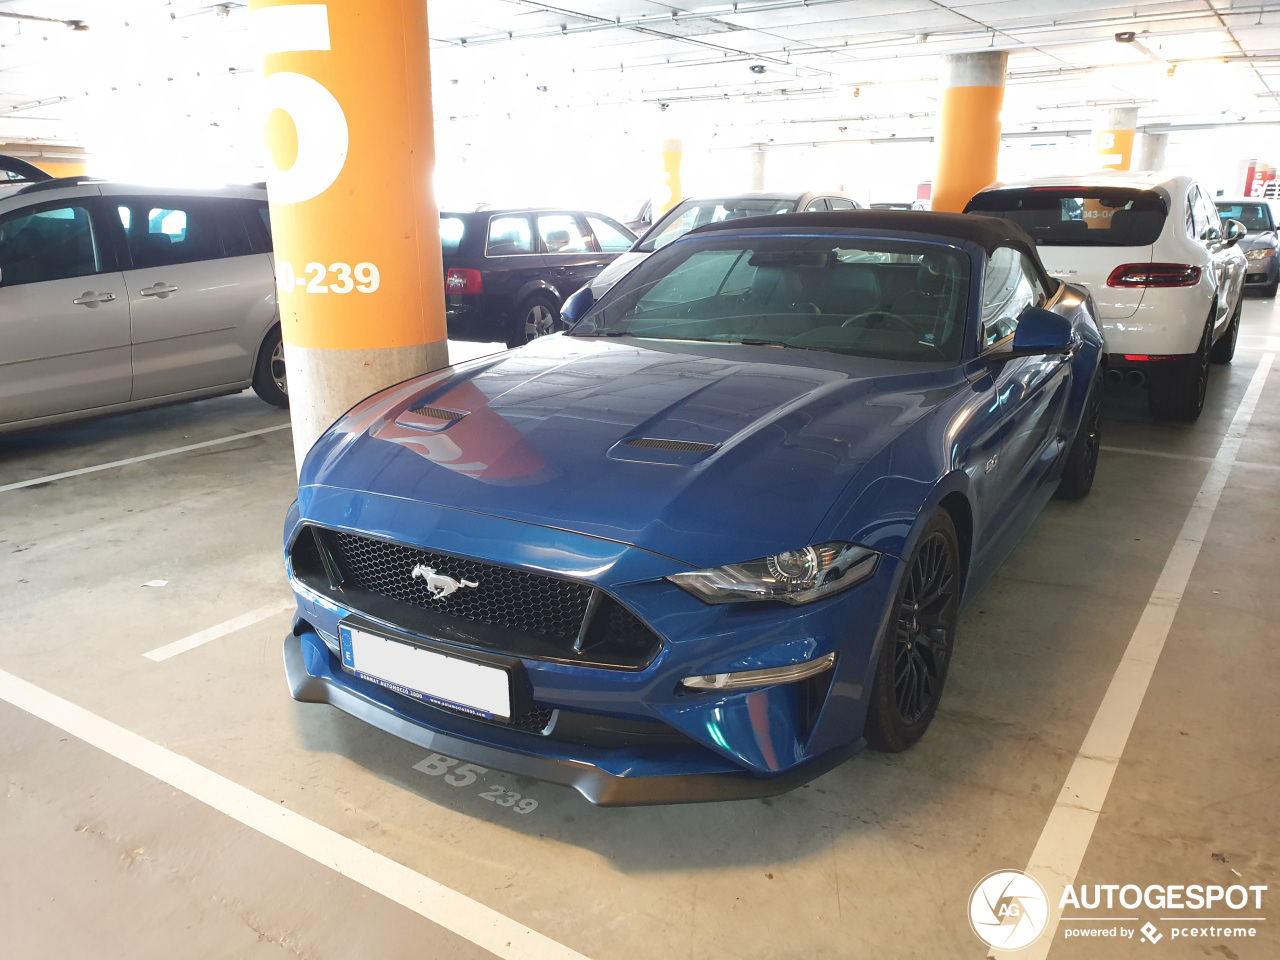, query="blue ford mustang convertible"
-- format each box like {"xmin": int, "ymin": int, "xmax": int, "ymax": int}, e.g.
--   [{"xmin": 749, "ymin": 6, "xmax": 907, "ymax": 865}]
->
[{"xmin": 282, "ymin": 211, "xmax": 1104, "ymax": 805}]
